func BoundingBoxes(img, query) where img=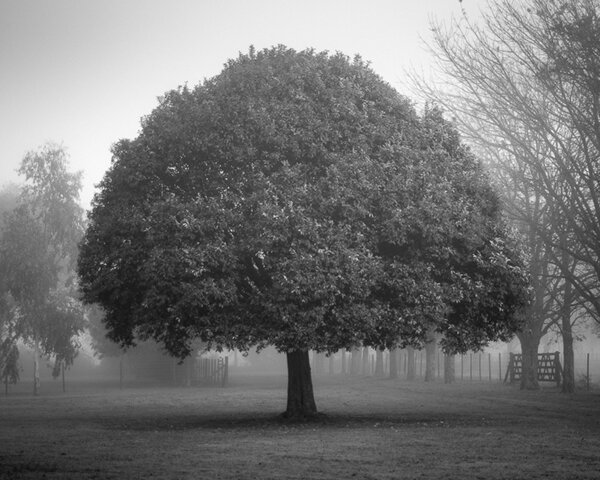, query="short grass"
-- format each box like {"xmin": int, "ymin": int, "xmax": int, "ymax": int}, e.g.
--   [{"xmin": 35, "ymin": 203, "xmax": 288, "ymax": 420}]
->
[{"xmin": 1, "ymin": 374, "xmax": 599, "ymax": 479}]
